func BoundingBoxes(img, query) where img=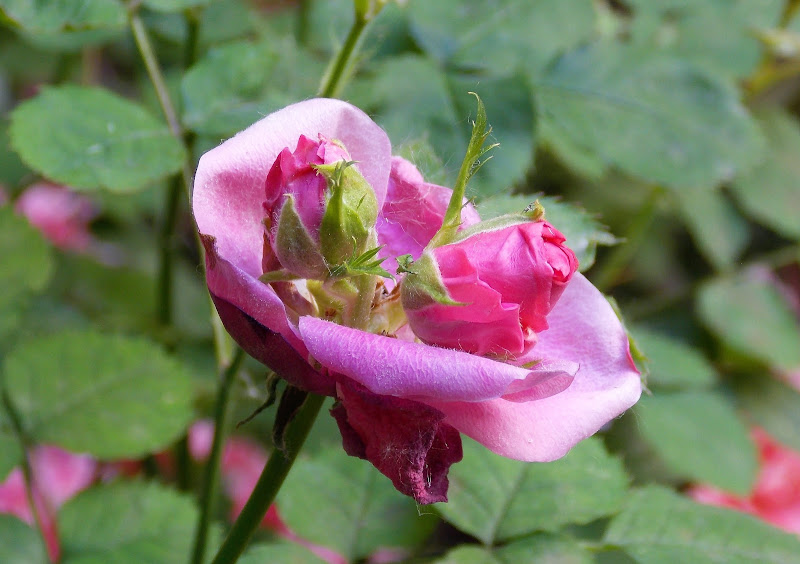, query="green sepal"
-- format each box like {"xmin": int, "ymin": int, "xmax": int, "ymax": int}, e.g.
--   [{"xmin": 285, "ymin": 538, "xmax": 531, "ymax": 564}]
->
[
  {"xmin": 274, "ymin": 195, "xmax": 327, "ymax": 279},
  {"xmin": 400, "ymin": 252, "xmax": 464, "ymax": 310},
  {"xmin": 428, "ymin": 93, "xmax": 499, "ymax": 249},
  {"xmin": 329, "ymin": 245, "xmax": 393, "ymax": 279},
  {"xmin": 449, "ymin": 200, "xmax": 547, "ymax": 244},
  {"xmin": 317, "ymin": 160, "xmax": 379, "ymax": 267}
]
